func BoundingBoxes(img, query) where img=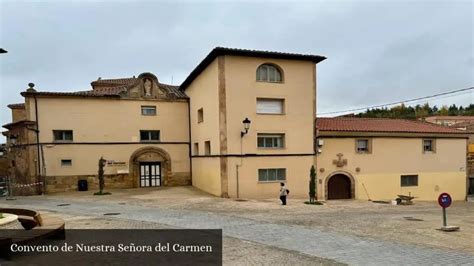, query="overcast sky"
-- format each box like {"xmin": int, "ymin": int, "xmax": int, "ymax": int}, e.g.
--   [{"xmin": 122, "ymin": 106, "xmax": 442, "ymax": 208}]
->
[{"xmin": 1, "ymin": 0, "xmax": 473, "ymax": 136}]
